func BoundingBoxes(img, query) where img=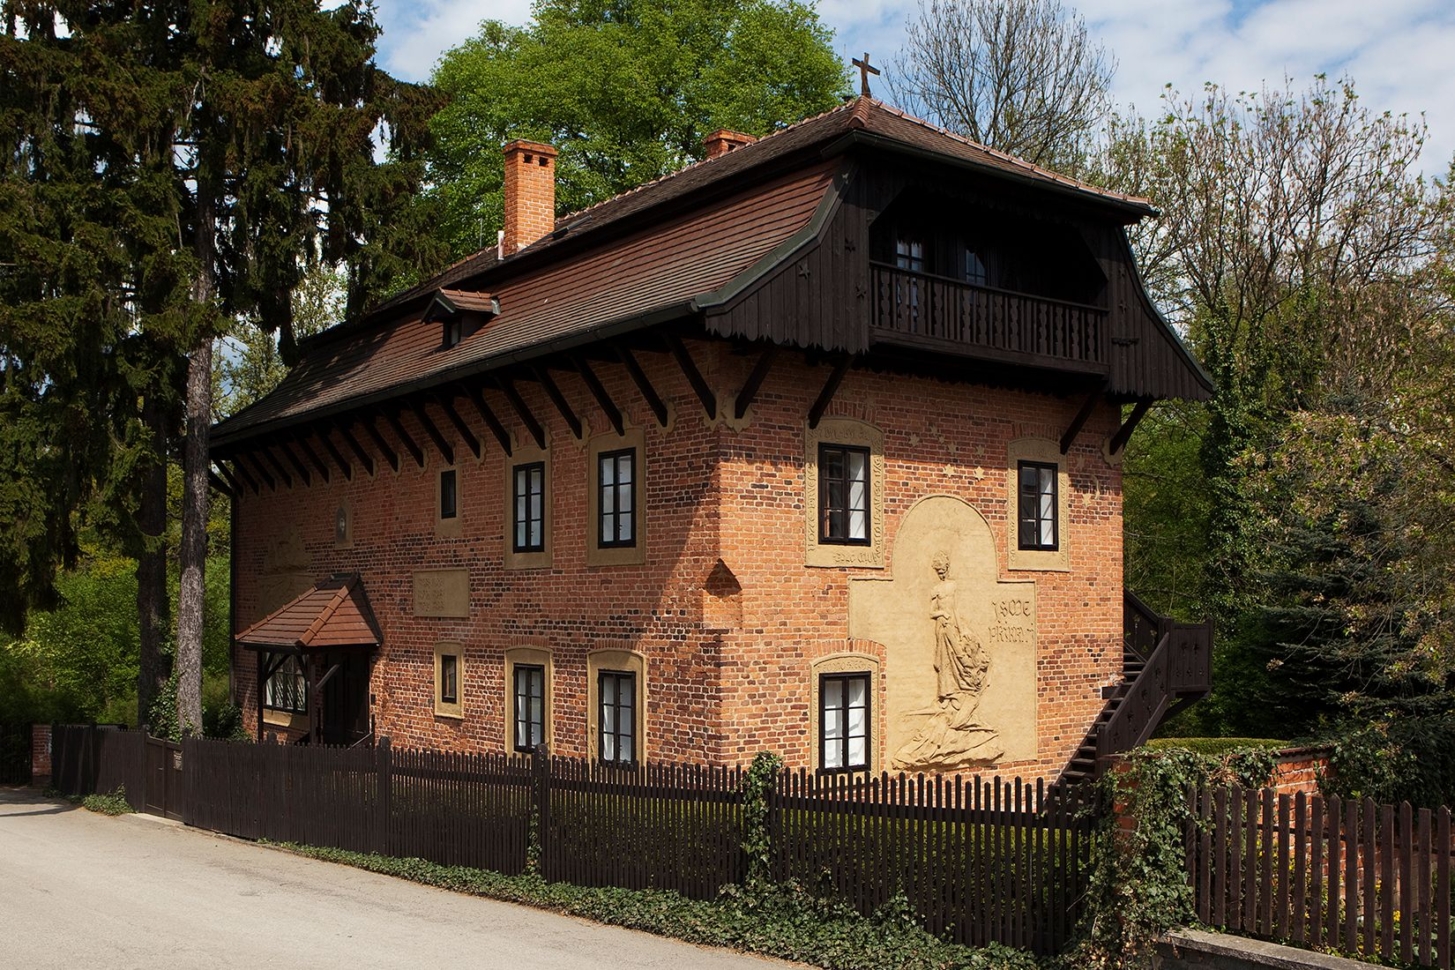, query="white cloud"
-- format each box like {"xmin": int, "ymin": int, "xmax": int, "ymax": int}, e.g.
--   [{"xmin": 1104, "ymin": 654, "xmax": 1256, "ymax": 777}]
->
[{"xmin": 375, "ymin": 0, "xmax": 534, "ymax": 82}]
